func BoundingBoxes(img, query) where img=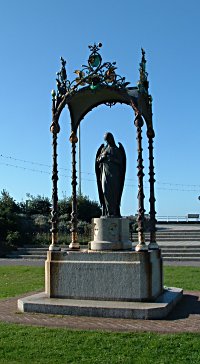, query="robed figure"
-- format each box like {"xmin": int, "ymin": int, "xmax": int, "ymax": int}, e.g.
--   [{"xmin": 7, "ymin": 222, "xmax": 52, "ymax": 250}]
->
[{"xmin": 95, "ymin": 132, "xmax": 126, "ymax": 217}]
